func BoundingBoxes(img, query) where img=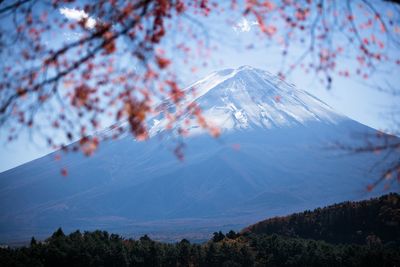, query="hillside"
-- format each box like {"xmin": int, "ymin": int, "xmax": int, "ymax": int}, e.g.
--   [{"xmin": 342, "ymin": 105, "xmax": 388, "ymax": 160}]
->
[
  {"xmin": 243, "ymin": 193, "xmax": 400, "ymax": 245},
  {"xmin": 1, "ymin": 193, "xmax": 399, "ymax": 266}
]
